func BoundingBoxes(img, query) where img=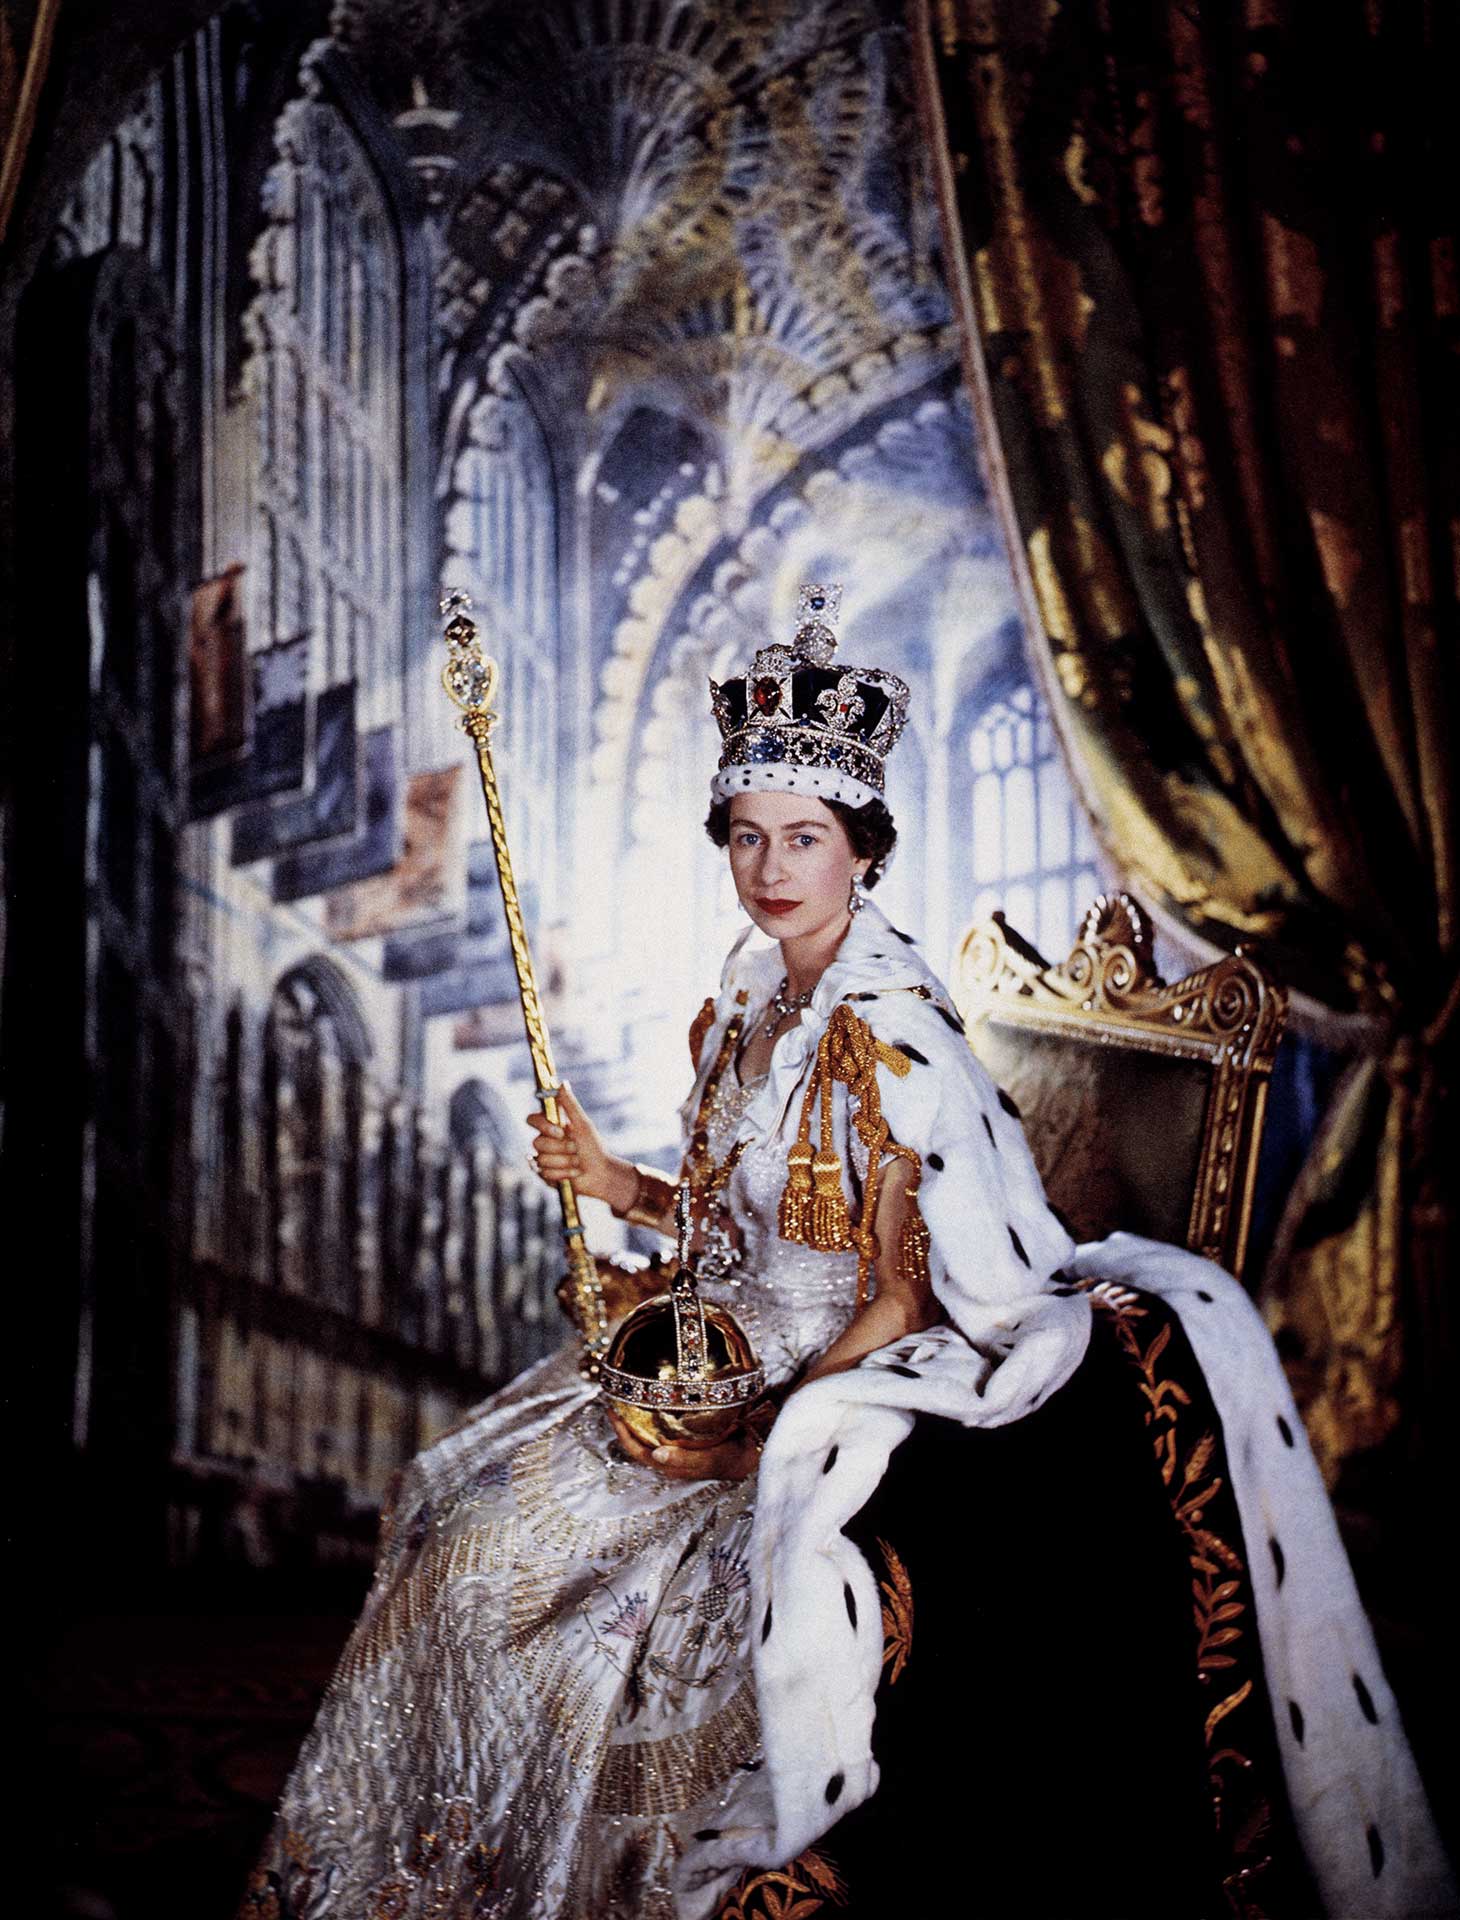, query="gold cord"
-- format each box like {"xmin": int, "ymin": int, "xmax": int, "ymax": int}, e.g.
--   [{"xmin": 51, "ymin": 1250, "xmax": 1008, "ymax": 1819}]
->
[{"xmin": 777, "ymin": 1003, "xmax": 917, "ymax": 1309}]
